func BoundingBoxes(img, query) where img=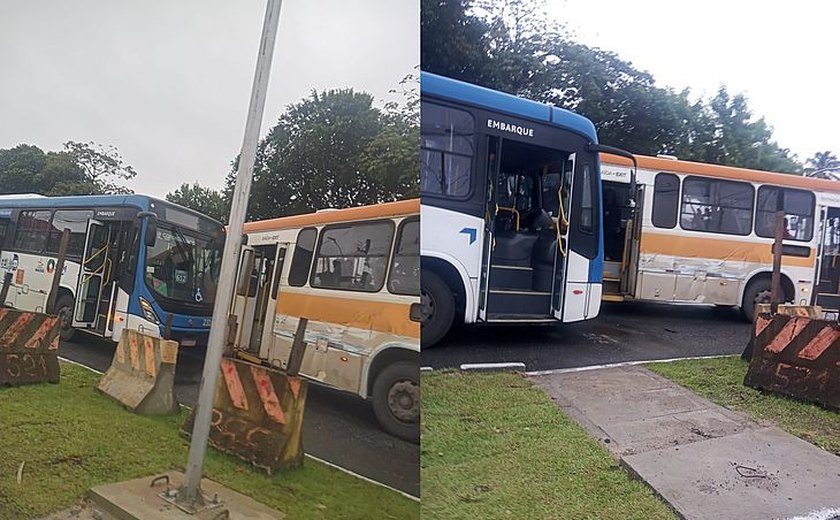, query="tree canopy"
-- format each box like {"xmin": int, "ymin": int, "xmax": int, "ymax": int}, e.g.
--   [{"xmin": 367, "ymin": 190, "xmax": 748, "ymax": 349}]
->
[
  {"xmin": 224, "ymin": 83, "xmax": 419, "ymax": 221},
  {"xmin": 0, "ymin": 141, "xmax": 136, "ymax": 196},
  {"xmin": 165, "ymin": 182, "xmax": 228, "ymax": 222},
  {"xmin": 422, "ymin": 0, "xmax": 806, "ymax": 173}
]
